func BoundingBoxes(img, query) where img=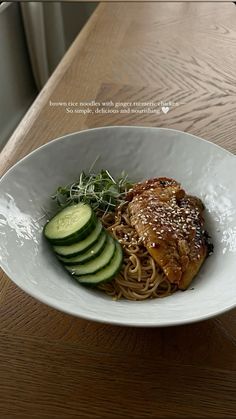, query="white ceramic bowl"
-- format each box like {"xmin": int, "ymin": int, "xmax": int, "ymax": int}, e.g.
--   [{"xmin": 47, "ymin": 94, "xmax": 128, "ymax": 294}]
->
[{"xmin": 0, "ymin": 126, "xmax": 236, "ymax": 327}]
